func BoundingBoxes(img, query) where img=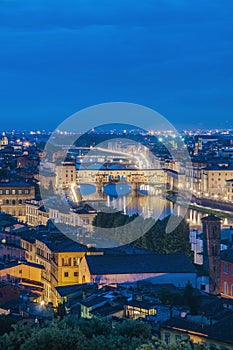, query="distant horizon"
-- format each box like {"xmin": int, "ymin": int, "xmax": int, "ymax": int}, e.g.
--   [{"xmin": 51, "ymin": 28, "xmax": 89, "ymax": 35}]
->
[{"xmin": 1, "ymin": 123, "xmax": 233, "ymax": 134}]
